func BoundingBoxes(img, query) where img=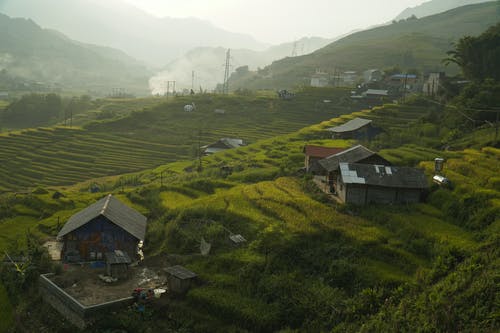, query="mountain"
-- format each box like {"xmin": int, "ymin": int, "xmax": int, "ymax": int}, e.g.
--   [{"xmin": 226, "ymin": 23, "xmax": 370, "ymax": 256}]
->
[
  {"xmin": 395, "ymin": 0, "xmax": 492, "ymax": 20},
  {"xmin": 149, "ymin": 37, "xmax": 334, "ymax": 93},
  {"xmin": 0, "ymin": 13, "xmax": 150, "ymax": 95},
  {"xmin": 0, "ymin": 0, "xmax": 268, "ymax": 66},
  {"xmin": 228, "ymin": 1, "xmax": 500, "ymax": 90}
]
